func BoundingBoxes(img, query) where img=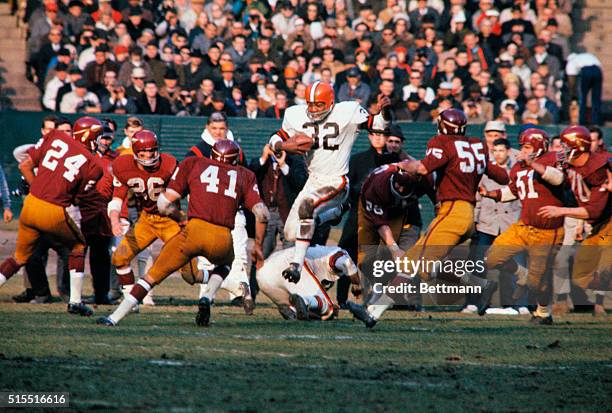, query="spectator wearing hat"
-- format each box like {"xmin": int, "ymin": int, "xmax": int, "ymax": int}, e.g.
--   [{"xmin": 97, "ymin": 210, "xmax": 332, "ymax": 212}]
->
[
  {"xmin": 142, "ymin": 41, "xmax": 165, "ymax": 86},
  {"xmin": 84, "ymin": 44, "xmax": 119, "ymax": 92},
  {"xmin": 463, "ymin": 96, "xmax": 489, "ymax": 125},
  {"xmin": 120, "ymin": 0, "xmax": 153, "ymax": 22},
  {"xmin": 182, "ymin": 49, "xmax": 206, "ymax": 90},
  {"xmin": 159, "ymin": 68, "xmax": 182, "ymax": 107},
  {"xmin": 278, "ymin": 66, "xmax": 299, "ymax": 101},
  {"xmin": 42, "ymin": 47, "xmax": 72, "ymax": 86},
  {"xmin": 43, "ymin": 62, "xmax": 70, "ymax": 111},
  {"xmin": 124, "ymin": 6, "xmax": 155, "ymax": 41},
  {"xmin": 117, "ymin": 45, "xmax": 152, "ymax": 87},
  {"xmin": 498, "ymin": 99, "xmax": 520, "ymax": 125},
  {"xmin": 60, "ymin": 78, "xmax": 100, "ymax": 113},
  {"xmin": 395, "ymin": 93, "xmax": 432, "ymax": 121},
  {"xmin": 77, "ymin": 29, "xmax": 107, "ymax": 71},
  {"xmin": 136, "ymin": 80, "xmax": 172, "ymax": 114},
  {"xmin": 64, "ymin": 0, "xmax": 88, "ymax": 43},
  {"xmin": 216, "ymin": 61, "xmax": 237, "ymax": 99},
  {"xmin": 101, "ymin": 79, "xmax": 137, "ymax": 114},
  {"xmin": 385, "ymin": 124, "xmax": 411, "ymax": 161},
  {"xmin": 528, "ymin": 39, "xmax": 560, "ymax": 80},
  {"xmin": 431, "ymin": 81, "xmax": 461, "ymax": 110},
  {"xmin": 337, "ymin": 67, "xmax": 371, "ymax": 105},
  {"xmin": 566, "ymin": 52, "xmax": 603, "ymax": 125},
  {"xmin": 125, "ymin": 66, "xmax": 146, "ymax": 100},
  {"xmin": 443, "ymin": 11, "xmax": 469, "ymax": 49}
]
